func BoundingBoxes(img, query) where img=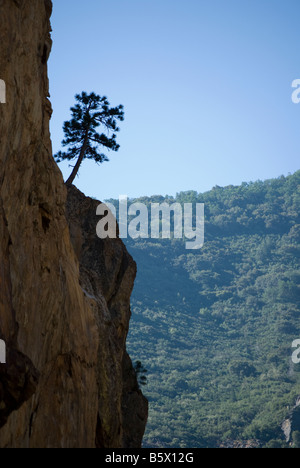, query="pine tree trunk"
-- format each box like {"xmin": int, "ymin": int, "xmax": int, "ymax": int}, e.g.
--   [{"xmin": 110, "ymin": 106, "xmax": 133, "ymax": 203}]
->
[{"xmin": 66, "ymin": 136, "xmax": 89, "ymax": 186}]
